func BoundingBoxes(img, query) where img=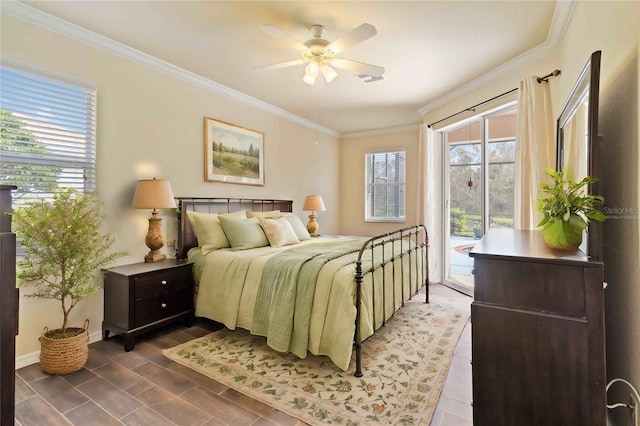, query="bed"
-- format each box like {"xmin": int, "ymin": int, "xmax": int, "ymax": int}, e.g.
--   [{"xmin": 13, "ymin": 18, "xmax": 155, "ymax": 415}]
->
[{"xmin": 176, "ymin": 197, "xmax": 429, "ymax": 376}]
